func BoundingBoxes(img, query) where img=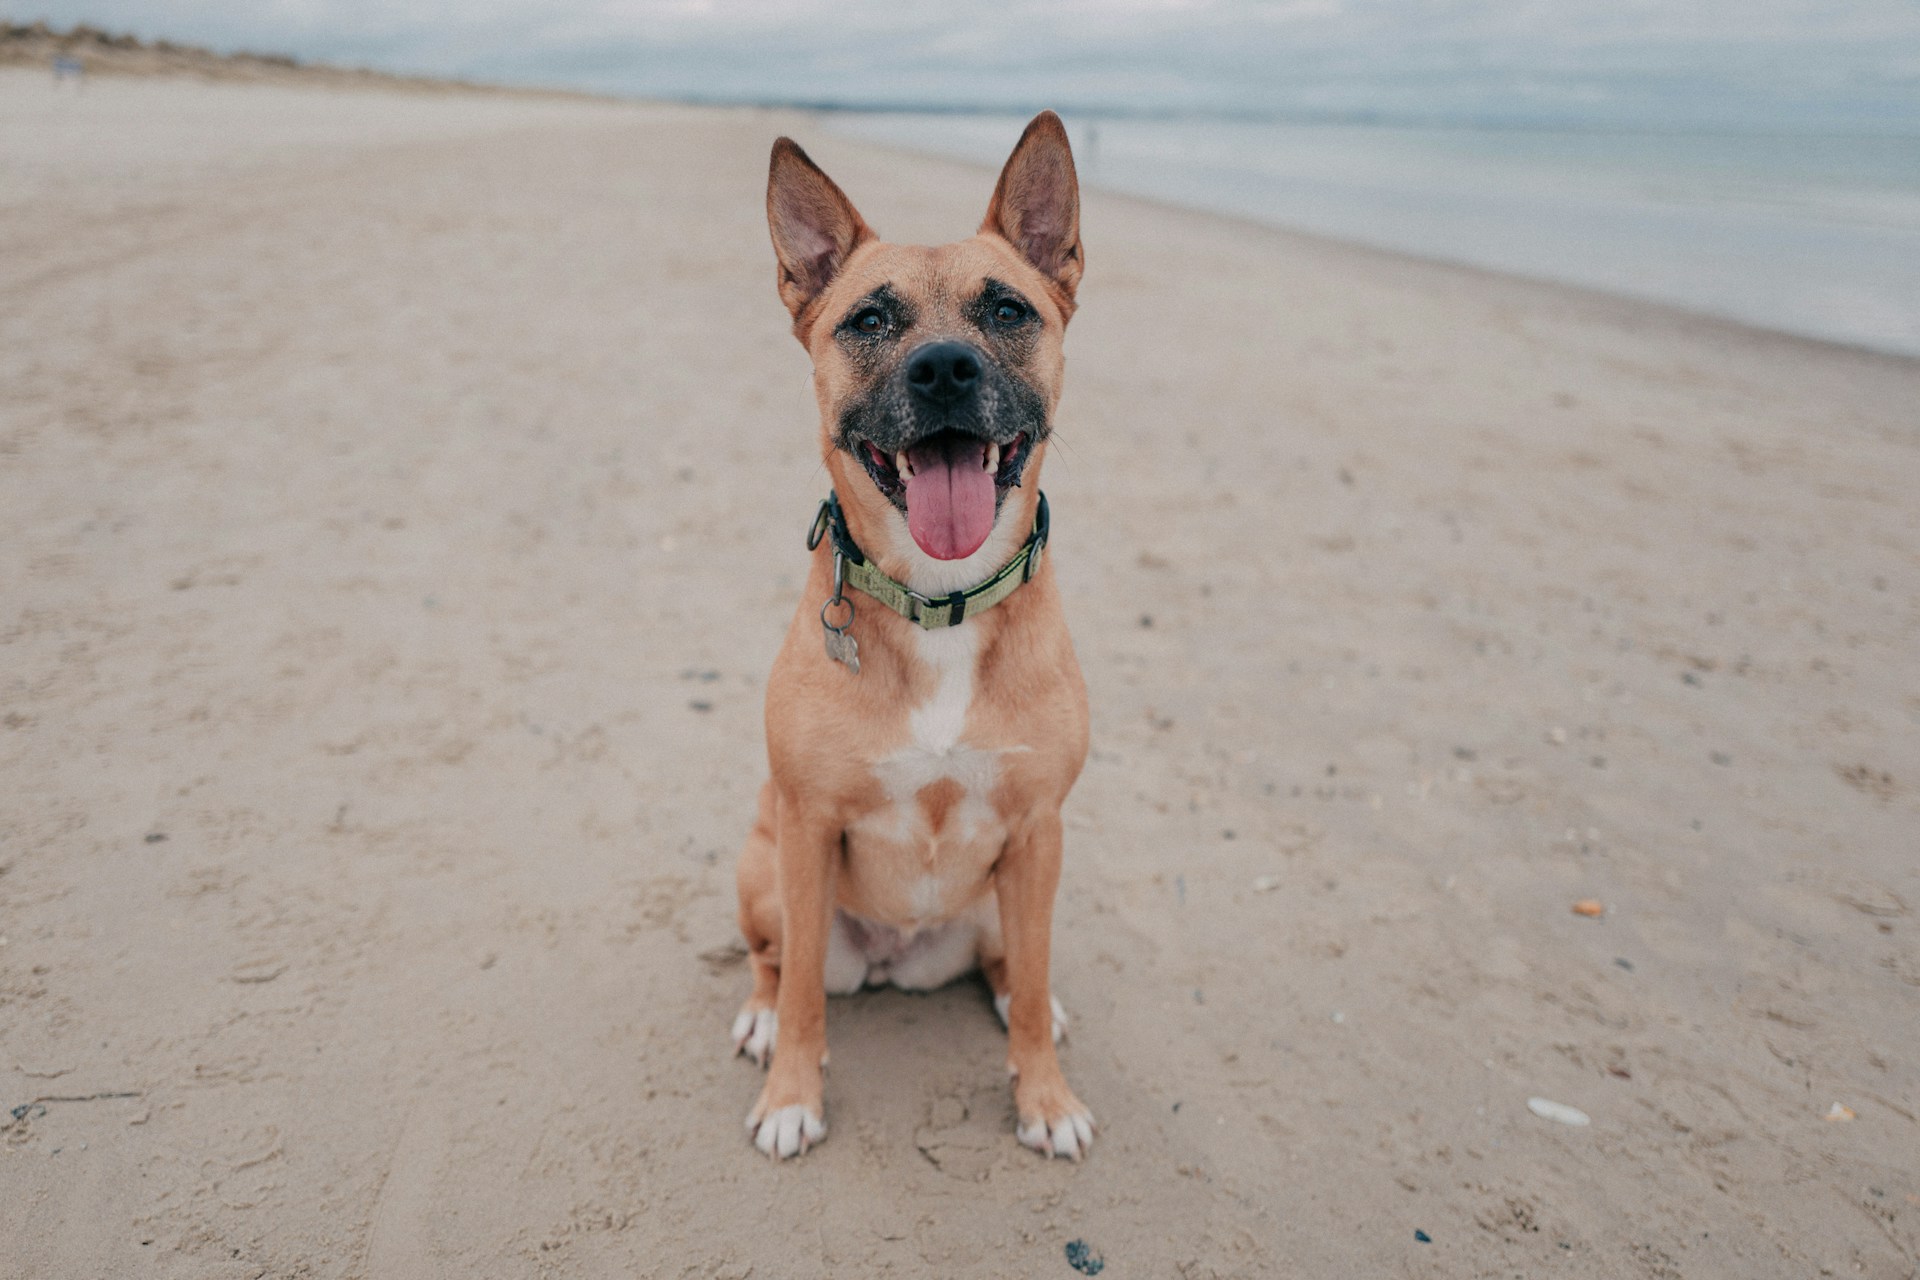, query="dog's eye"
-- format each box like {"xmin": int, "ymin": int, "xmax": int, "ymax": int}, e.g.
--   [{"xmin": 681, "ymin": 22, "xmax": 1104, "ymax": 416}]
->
[
  {"xmin": 853, "ymin": 308, "xmax": 886, "ymax": 334},
  {"xmin": 992, "ymin": 300, "xmax": 1028, "ymax": 326}
]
